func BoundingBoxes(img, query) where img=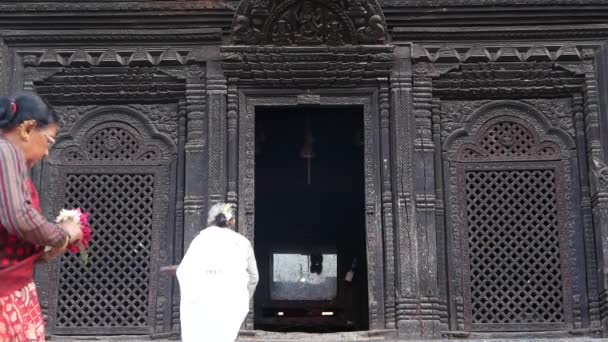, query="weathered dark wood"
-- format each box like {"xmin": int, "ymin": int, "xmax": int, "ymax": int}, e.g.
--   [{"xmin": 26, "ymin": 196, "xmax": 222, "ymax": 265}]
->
[{"xmin": 2, "ymin": 0, "xmax": 608, "ymax": 339}]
